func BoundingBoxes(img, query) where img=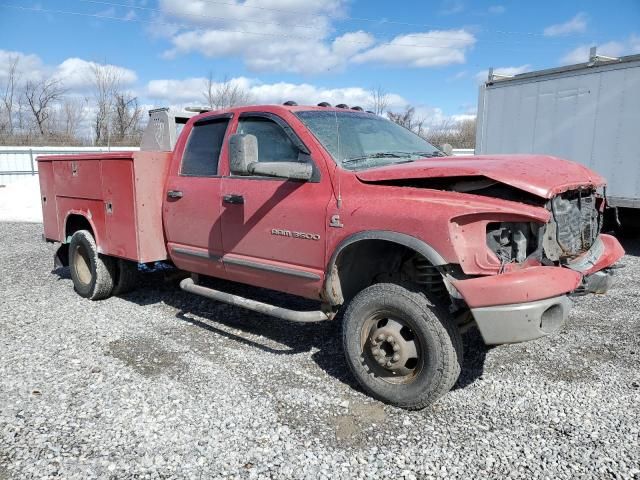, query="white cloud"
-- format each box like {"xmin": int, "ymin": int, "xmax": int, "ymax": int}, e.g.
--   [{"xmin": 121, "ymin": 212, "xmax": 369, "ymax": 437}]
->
[
  {"xmin": 158, "ymin": 0, "xmax": 476, "ymax": 73},
  {"xmin": 331, "ymin": 31, "xmax": 375, "ymax": 57},
  {"xmin": 159, "ymin": 0, "xmax": 358, "ymax": 74},
  {"xmin": 451, "ymin": 113, "xmax": 476, "ymax": 122},
  {"xmin": 560, "ymin": 35, "xmax": 640, "ymax": 65},
  {"xmin": 352, "ymin": 30, "xmax": 476, "ymax": 68},
  {"xmin": 53, "ymin": 58, "xmax": 138, "ymax": 90},
  {"xmin": 543, "ymin": 13, "xmax": 588, "ymax": 37},
  {"xmin": 475, "ymin": 65, "xmax": 530, "ymax": 83},
  {"xmin": 0, "ymin": 50, "xmax": 46, "ymax": 83},
  {"xmin": 145, "ymin": 76, "xmax": 407, "ymax": 110},
  {"xmin": 0, "ymin": 50, "xmax": 138, "ymax": 93}
]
